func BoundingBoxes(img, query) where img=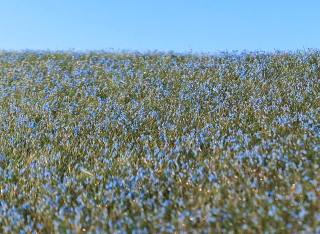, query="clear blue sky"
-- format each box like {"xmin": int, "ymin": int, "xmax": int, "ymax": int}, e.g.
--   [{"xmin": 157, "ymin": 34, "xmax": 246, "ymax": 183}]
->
[{"xmin": 1, "ymin": 0, "xmax": 319, "ymax": 53}]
